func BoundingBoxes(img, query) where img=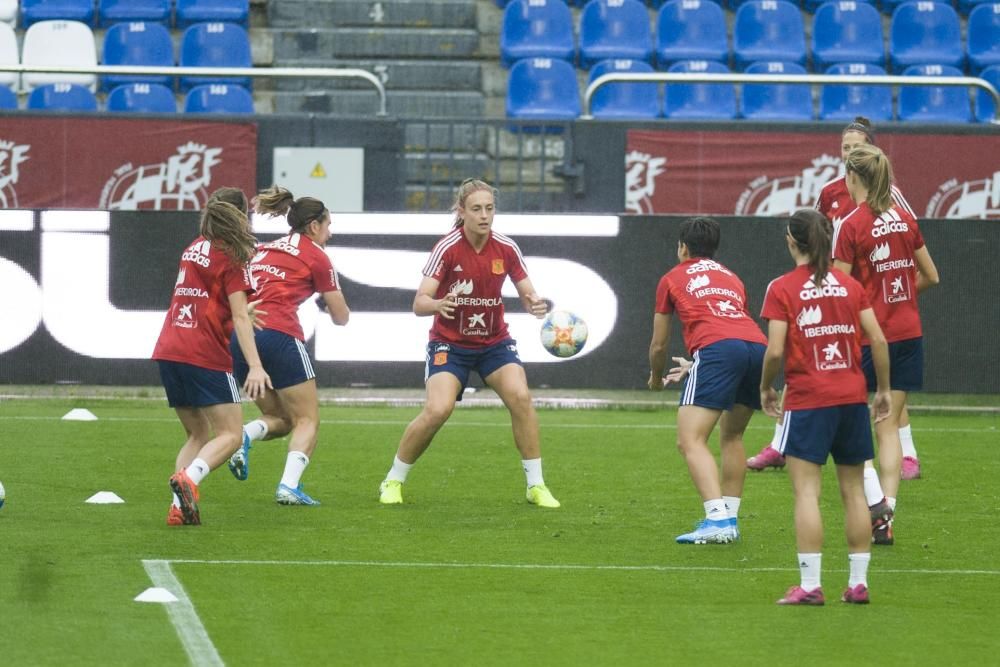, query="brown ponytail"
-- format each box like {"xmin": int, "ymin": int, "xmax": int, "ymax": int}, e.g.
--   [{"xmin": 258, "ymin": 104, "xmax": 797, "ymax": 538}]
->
[
  {"xmin": 200, "ymin": 200, "xmax": 256, "ymax": 264},
  {"xmin": 788, "ymin": 208, "xmax": 832, "ymax": 287},
  {"xmin": 844, "ymin": 144, "xmax": 893, "ymax": 215},
  {"xmin": 255, "ymin": 185, "xmax": 328, "ymax": 233}
]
